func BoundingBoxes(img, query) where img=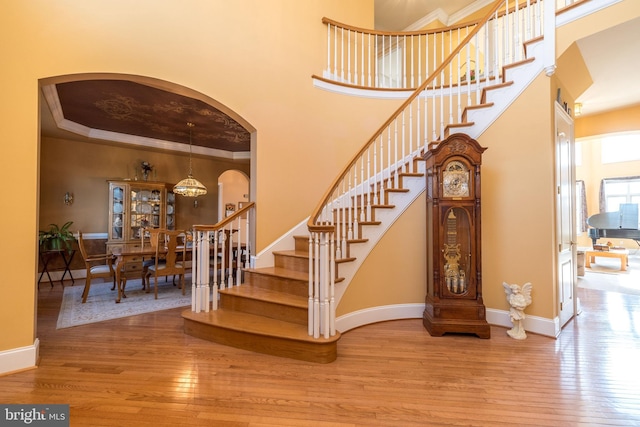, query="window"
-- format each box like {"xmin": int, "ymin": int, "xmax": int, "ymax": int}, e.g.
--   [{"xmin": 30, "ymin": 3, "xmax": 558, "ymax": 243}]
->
[
  {"xmin": 600, "ymin": 177, "xmax": 640, "ymax": 228},
  {"xmin": 601, "ymin": 132, "xmax": 640, "ymax": 164}
]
